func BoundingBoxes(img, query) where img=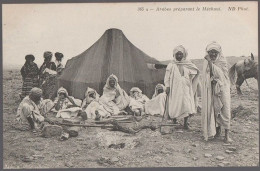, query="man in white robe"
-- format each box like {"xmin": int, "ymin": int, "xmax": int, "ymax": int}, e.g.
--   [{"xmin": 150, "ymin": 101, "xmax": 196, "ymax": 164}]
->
[
  {"xmin": 201, "ymin": 42, "xmax": 232, "ymax": 143},
  {"xmin": 129, "ymin": 87, "xmax": 150, "ymax": 116},
  {"xmin": 81, "ymin": 87, "xmax": 101, "ymax": 120},
  {"xmin": 52, "ymin": 87, "xmax": 82, "ymax": 119},
  {"xmin": 164, "ymin": 45, "xmax": 200, "ymax": 129},
  {"xmin": 96, "ymin": 74, "xmax": 130, "ymax": 118},
  {"xmin": 145, "ymin": 84, "xmax": 167, "ymax": 116}
]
